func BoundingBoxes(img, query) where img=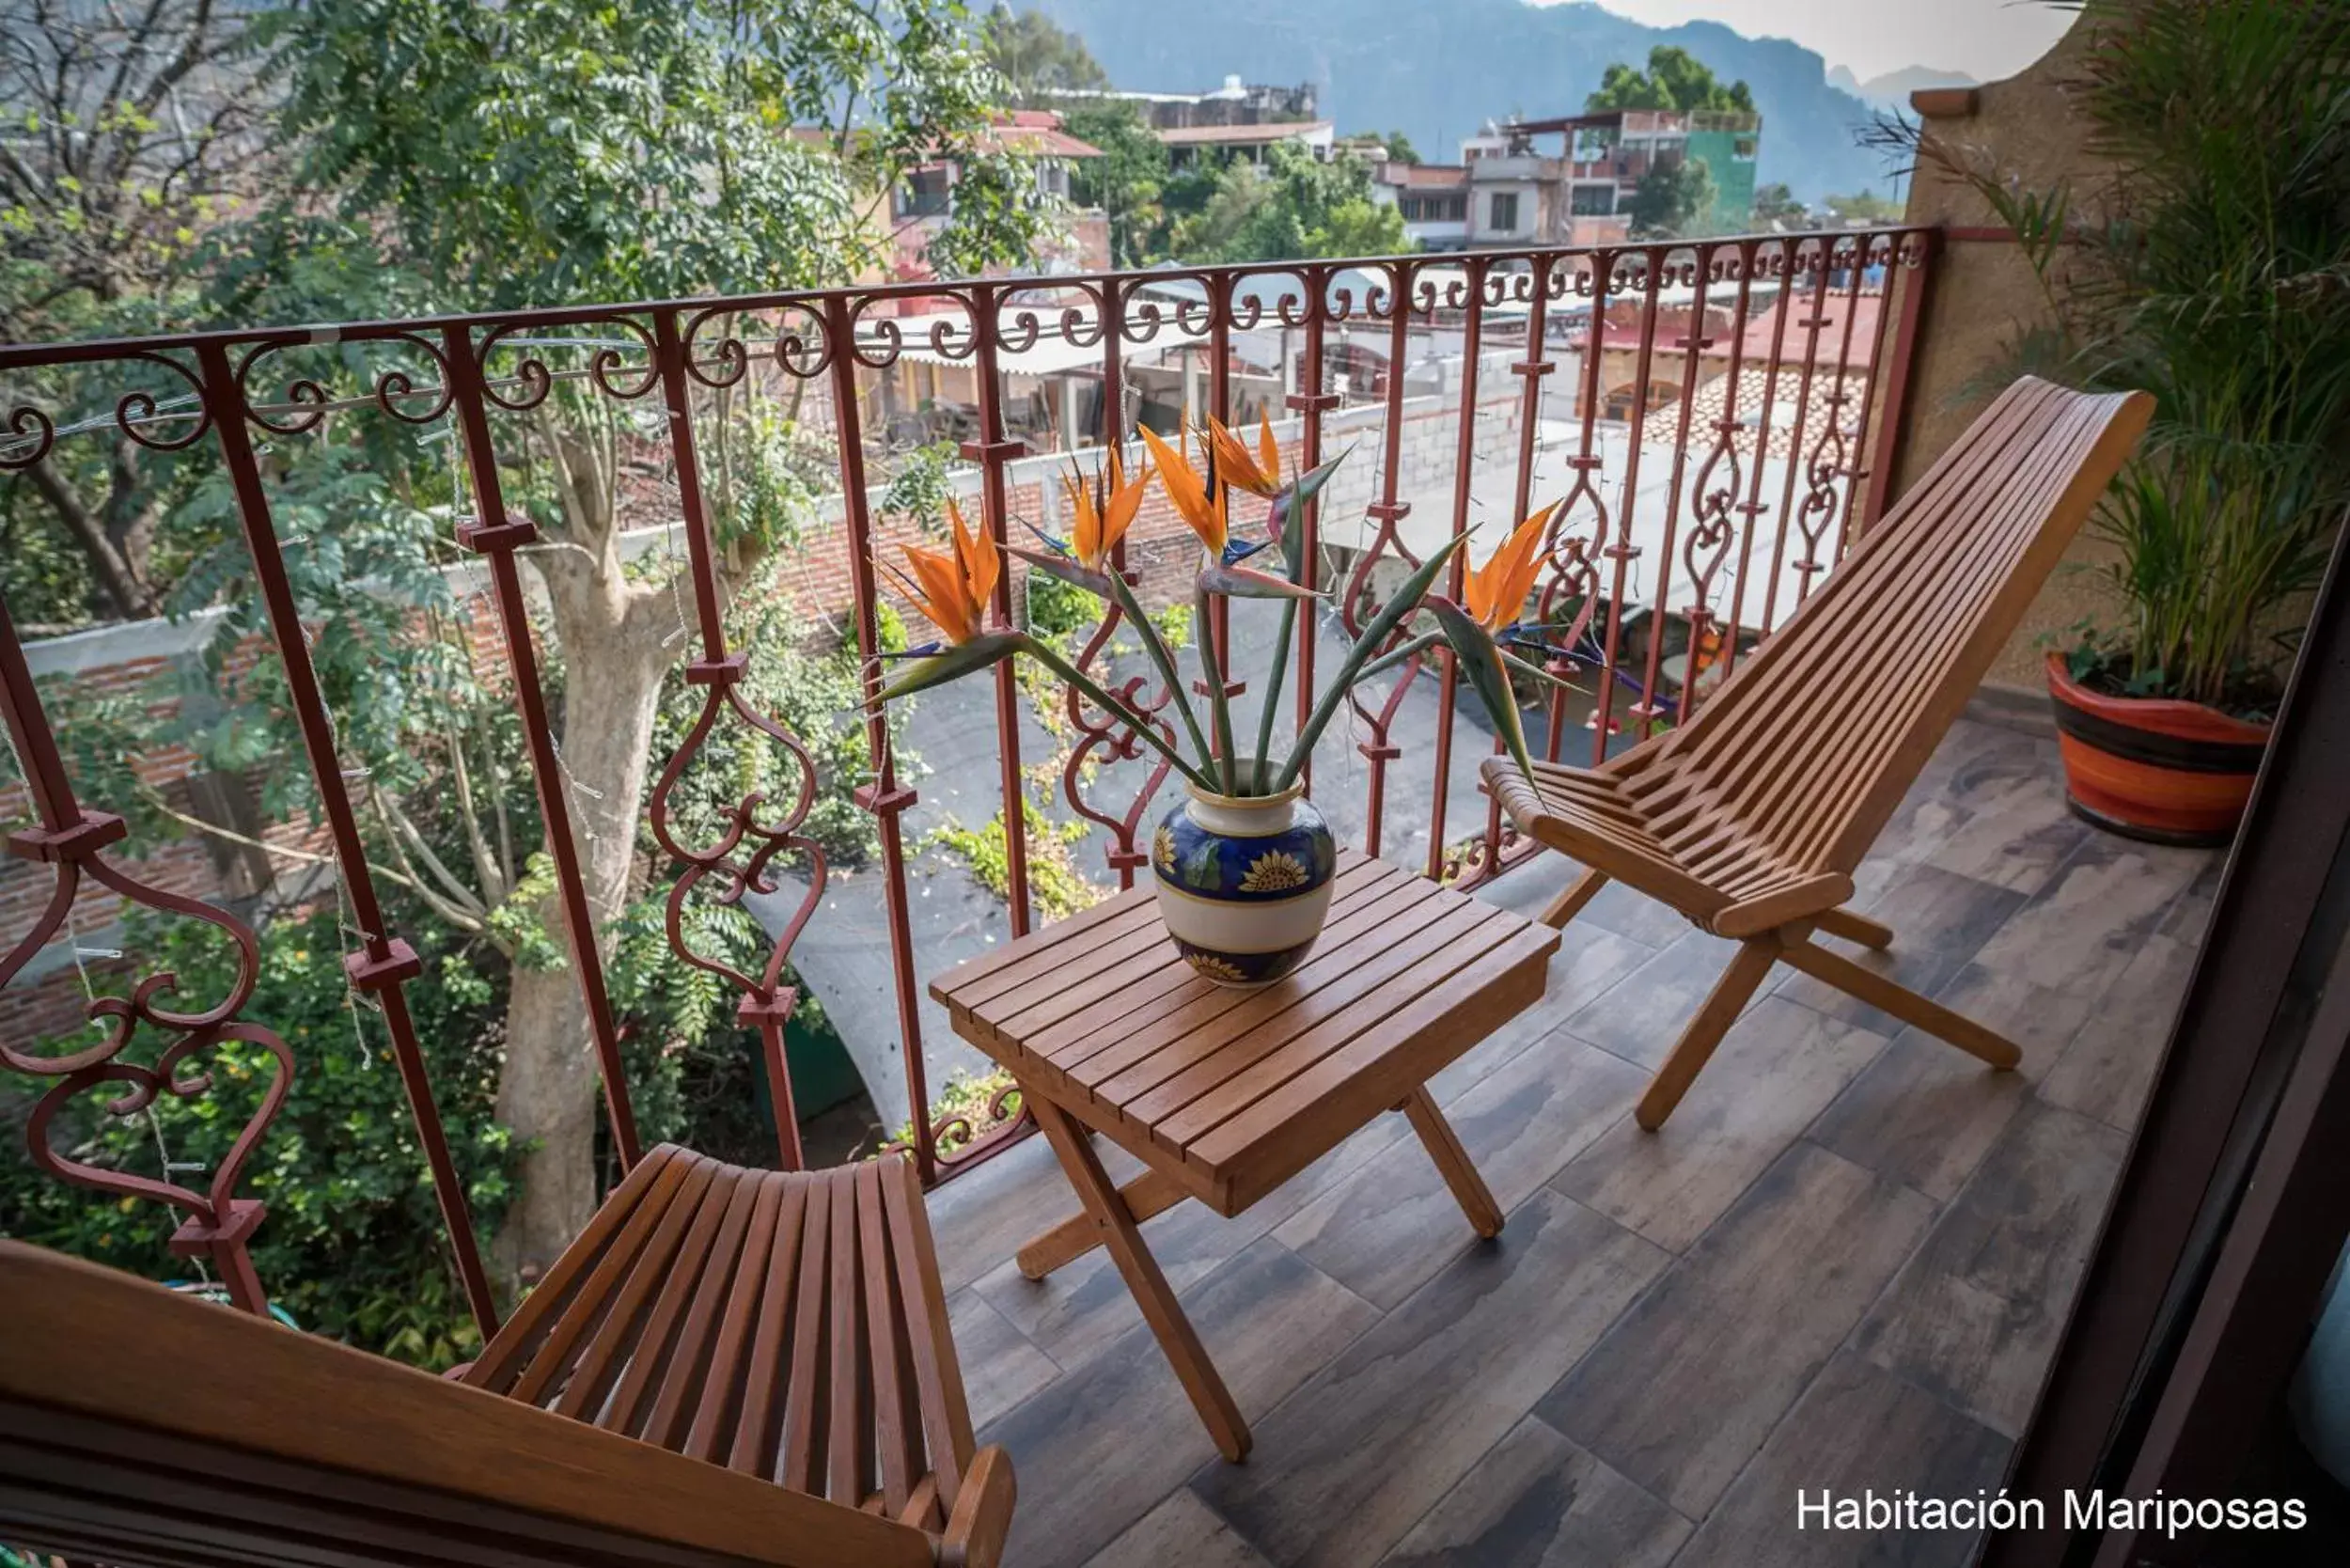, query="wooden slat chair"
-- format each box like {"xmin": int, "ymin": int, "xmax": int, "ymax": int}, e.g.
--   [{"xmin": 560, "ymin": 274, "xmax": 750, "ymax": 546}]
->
[
  {"xmin": 1485, "ymin": 377, "xmax": 2153, "ymax": 1131},
  {"xmin": 0, "ymin": 1154, "xmax": 1014, "ymax": 1568}
]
